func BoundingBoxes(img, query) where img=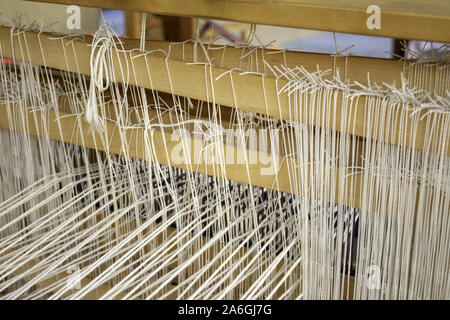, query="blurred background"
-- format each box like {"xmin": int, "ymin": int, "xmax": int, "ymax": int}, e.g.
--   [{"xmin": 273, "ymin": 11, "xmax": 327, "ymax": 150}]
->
[{"xmin": 0, "ymin": 0, "xmax": 447, "ymax": 60}]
